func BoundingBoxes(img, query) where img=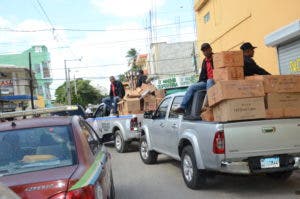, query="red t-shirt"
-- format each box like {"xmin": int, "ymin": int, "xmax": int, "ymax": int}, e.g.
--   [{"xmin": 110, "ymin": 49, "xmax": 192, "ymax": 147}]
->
[
  {"xmin": 205, "ymin": 58, "xmax": 213, "ymax": 79},
  {"xmin": 111, "ymin": 84, "xmax": 116, "ymax": 96}
]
